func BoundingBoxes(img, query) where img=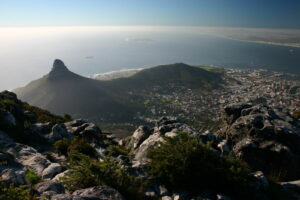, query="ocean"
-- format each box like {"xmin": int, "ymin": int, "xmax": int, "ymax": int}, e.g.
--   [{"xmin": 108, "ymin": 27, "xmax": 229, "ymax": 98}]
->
[{"xmin": 0, "ymin": 26, "xmax": 299, "ymax": 91}]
